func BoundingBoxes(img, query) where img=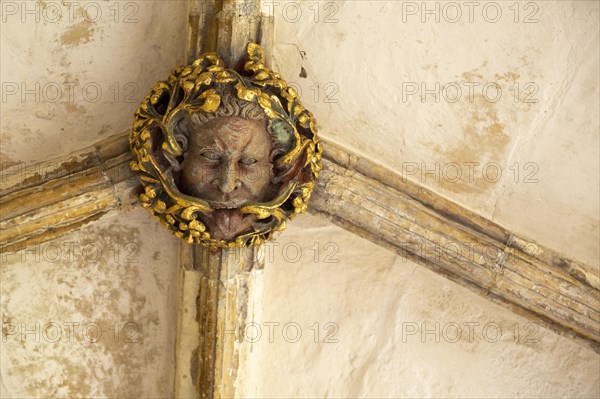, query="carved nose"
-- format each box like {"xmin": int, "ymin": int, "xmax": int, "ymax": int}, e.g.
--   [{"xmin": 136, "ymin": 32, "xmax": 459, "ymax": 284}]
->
[{"xmin": 216, "ymin": 163, "xmax": 241, "ymax": 194}]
